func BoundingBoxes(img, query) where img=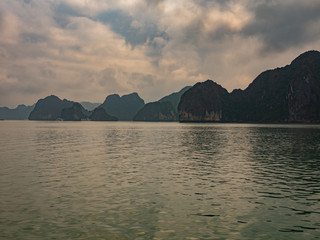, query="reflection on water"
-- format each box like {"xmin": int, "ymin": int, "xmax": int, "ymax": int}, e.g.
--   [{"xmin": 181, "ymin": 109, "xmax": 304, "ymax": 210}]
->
[{"xmin": 0, "ymin": 121, "xmax": 320, "ymax": 239}]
